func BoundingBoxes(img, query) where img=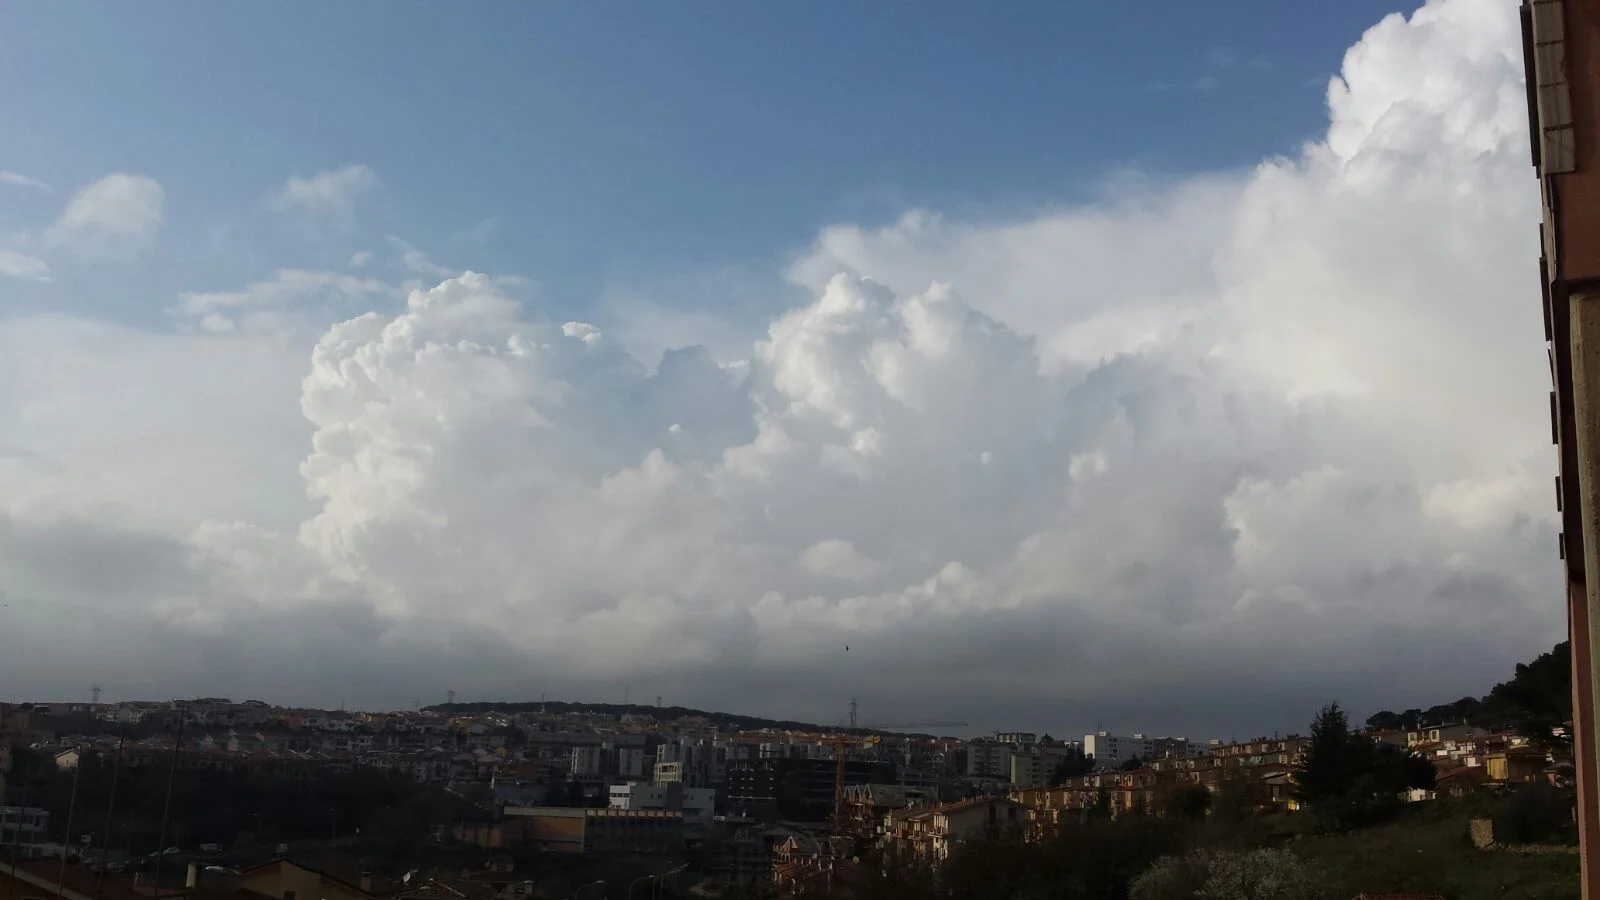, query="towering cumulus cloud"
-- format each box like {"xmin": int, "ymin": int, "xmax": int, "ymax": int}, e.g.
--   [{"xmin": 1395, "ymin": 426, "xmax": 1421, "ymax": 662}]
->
[{"xmin": 0, "ymin": 0, "xmax": 1561, "ymax": 731}]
